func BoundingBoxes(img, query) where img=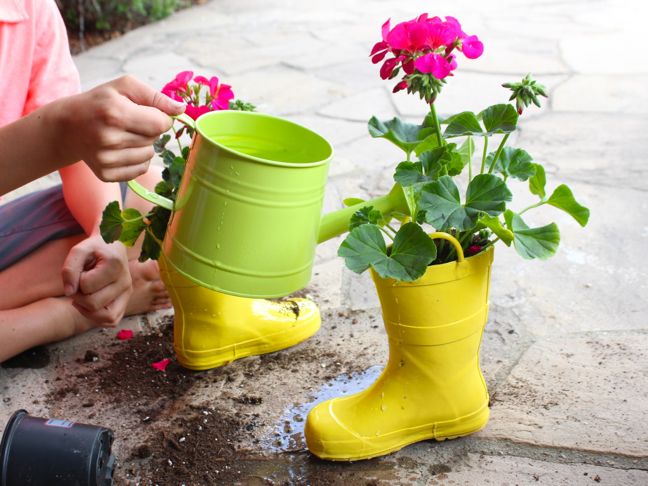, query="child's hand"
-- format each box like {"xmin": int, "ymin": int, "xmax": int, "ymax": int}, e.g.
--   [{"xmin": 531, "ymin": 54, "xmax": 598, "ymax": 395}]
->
[
  {"xmin": 51, "ymin": 75, "xmax": 186, "ymax": 182},
  {"xmin": 61, "ymin": 235, "xmax": 133, "ymax": 327}
]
